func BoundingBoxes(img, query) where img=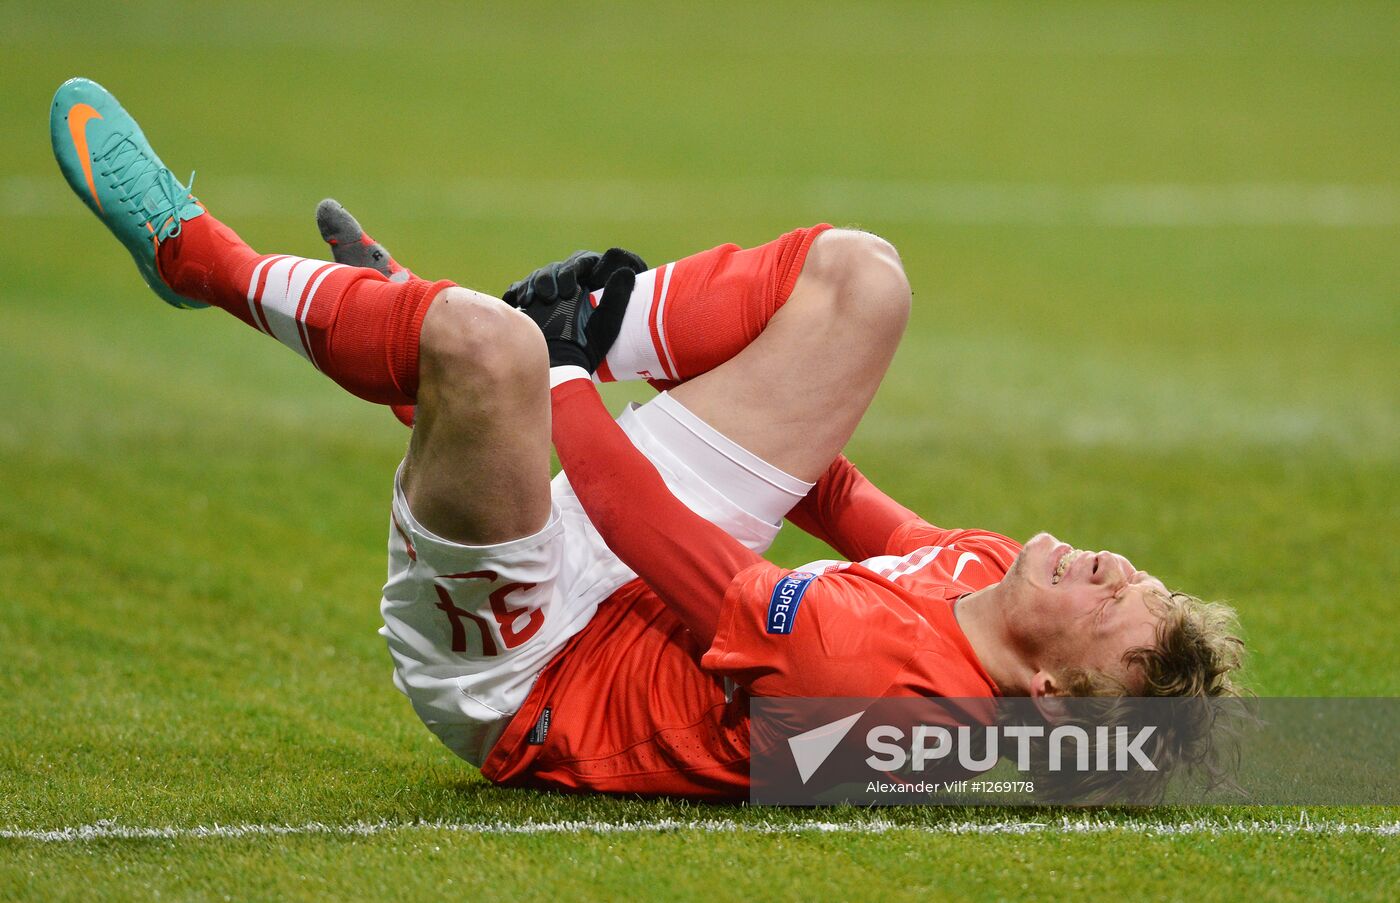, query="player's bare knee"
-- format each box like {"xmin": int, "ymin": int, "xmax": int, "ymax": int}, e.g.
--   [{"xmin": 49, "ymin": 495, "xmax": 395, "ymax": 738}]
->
[
  {"xmin": 419, "ymin": 288, "xmax": 545, "ymax": 397},
  {"xmin": 804, "ymin": 229, "xmax": 911, "ymax": 338}
]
